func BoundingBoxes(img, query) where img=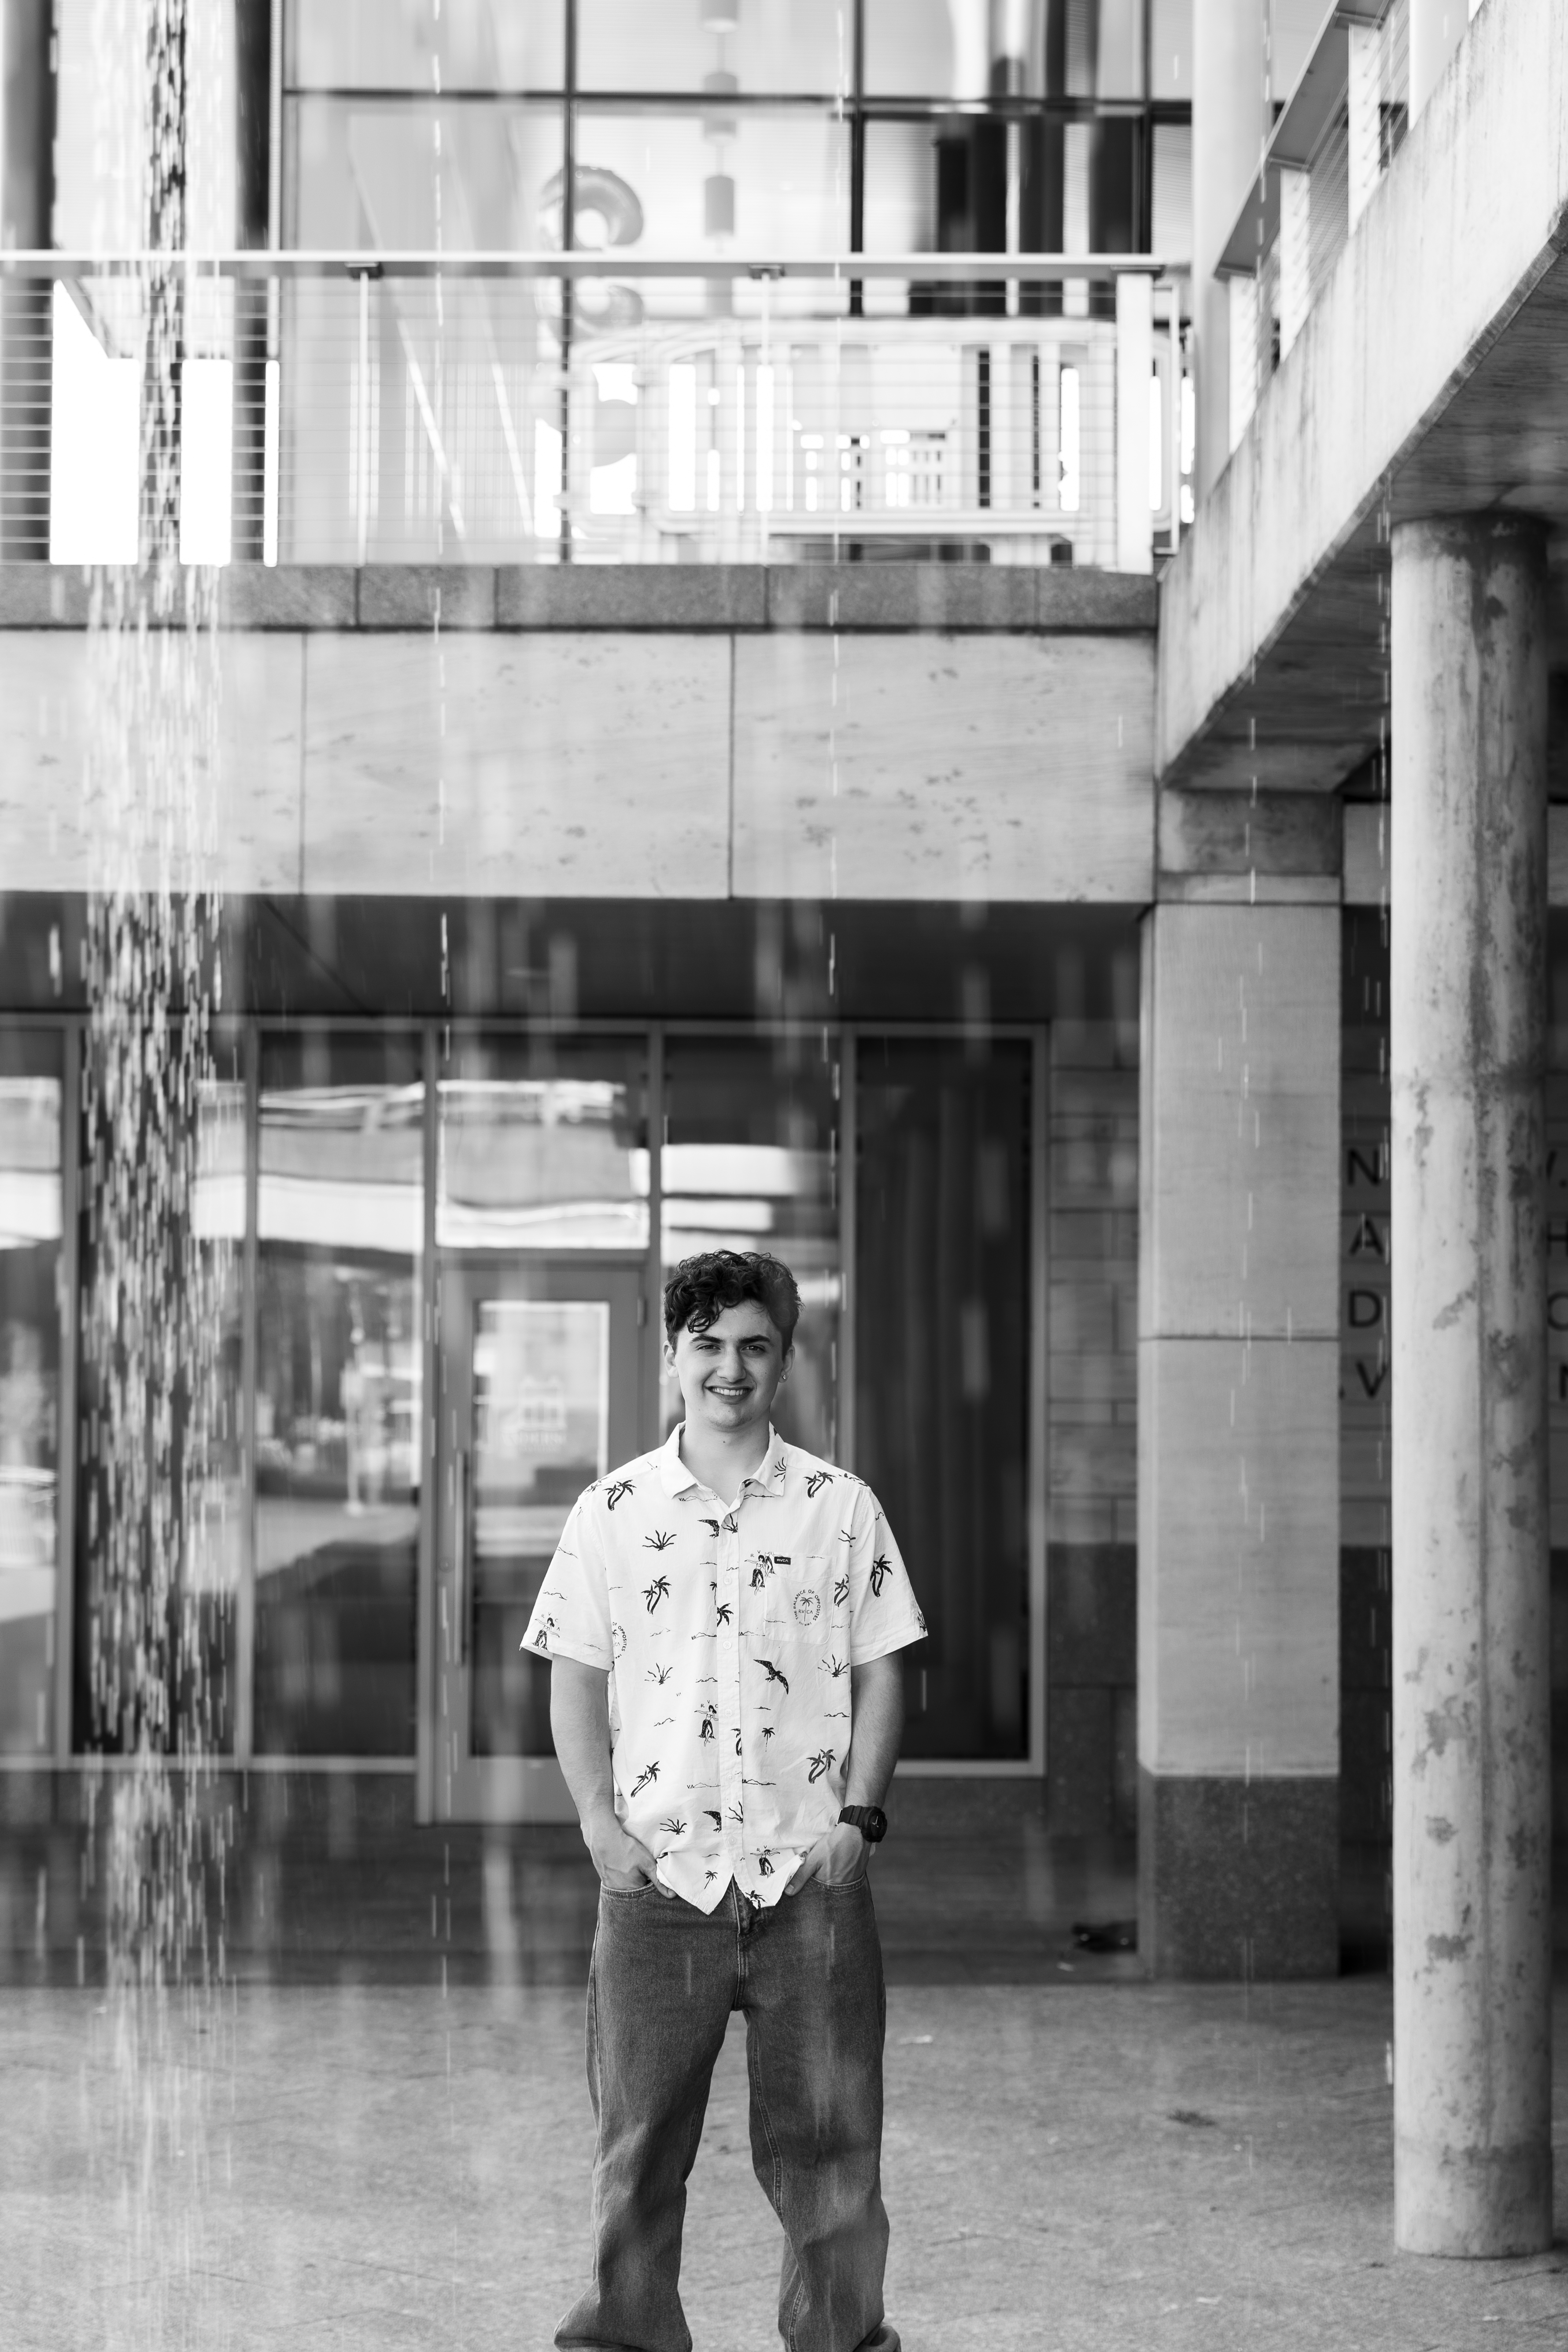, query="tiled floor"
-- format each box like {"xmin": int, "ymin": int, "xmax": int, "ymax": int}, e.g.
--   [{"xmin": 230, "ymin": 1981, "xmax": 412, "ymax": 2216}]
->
[
  {"xmin": 2, "ymin": 1972, "xmax": 1565, "ymax": 2352},
  {"xmin": 3, "ymin": 1796, "xmax": 1564, "ymax": 2348},
  {"xmin": 0, "ymin": 1790, "xmax": 1147, "ymax": 1990}
]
